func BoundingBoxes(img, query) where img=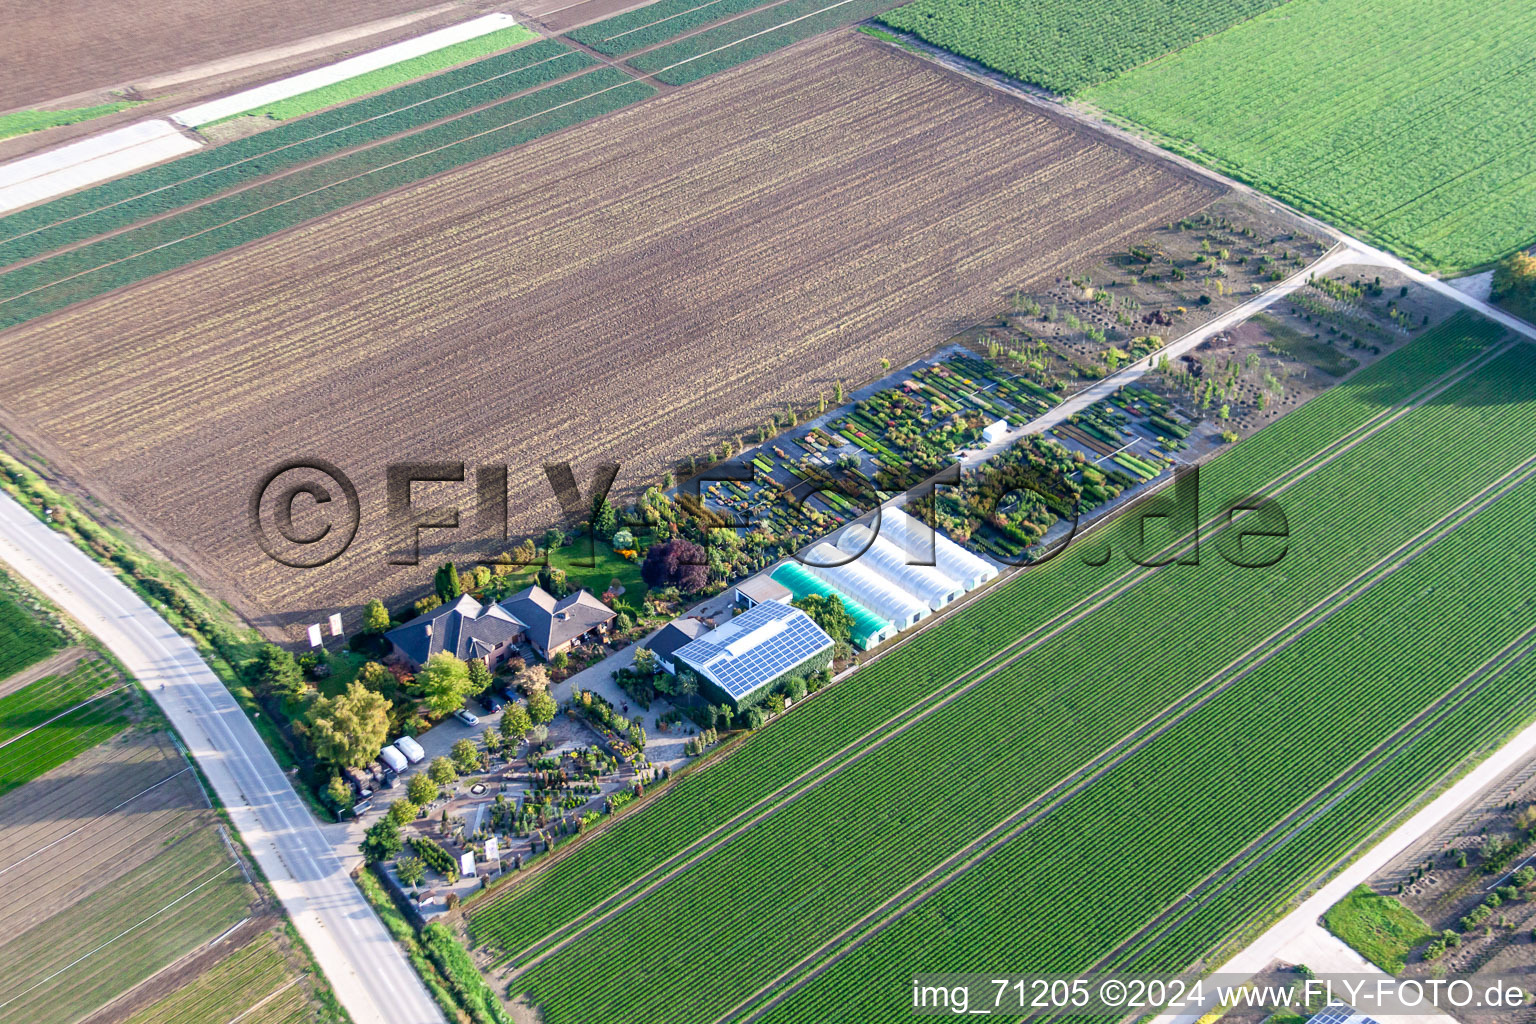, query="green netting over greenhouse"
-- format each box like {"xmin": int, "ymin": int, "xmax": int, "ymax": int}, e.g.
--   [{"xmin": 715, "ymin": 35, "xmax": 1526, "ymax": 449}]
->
[{"xmin": 770, "ymin": 562, "xmax": 895, "ymax": 650}]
